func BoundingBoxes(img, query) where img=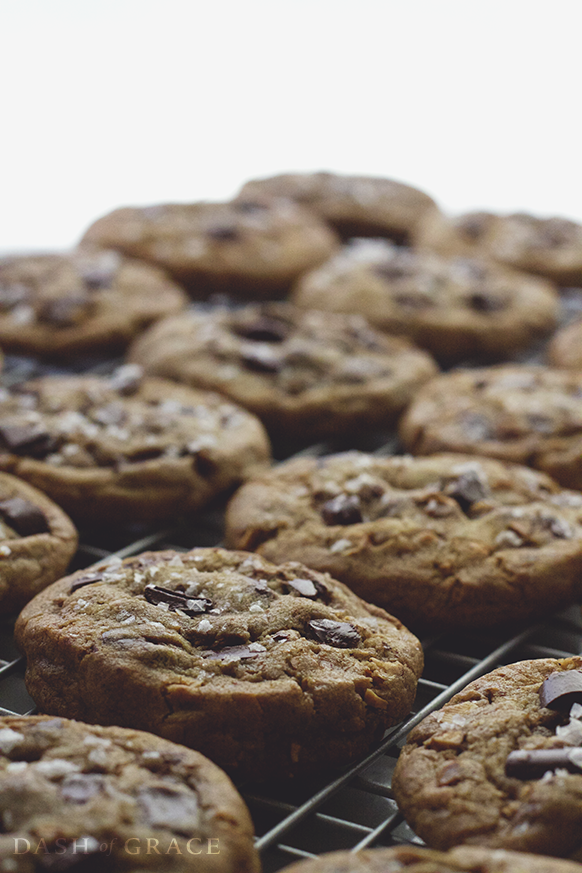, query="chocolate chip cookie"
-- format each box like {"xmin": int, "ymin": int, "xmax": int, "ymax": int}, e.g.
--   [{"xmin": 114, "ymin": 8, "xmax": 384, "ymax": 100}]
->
[
  {"xmin": 291, "ymin": 239, "xmax": 558, "ymax": 363},
  {"xmin": 399, "ymin": 364, "xmax": 582, "ymax": 490},
  {"xmin": 81, "ymin": 198, "xmax": 339, "ymax": 299},
  {"xmin": 392, "ymin": 657, "xmax": 582, "ymax": 858},
  {"xmin": 225, "ymin": 451, "xmax": 582, "ymax": 633},
  {"xmin": 0, "ymin": 472, "xmax": 77, "ymax": 615},
  {"xmin": 238, "ymin": 172, "xmax": 437, "ymax": 243},
  {"xmin": 0, "ymin": 714, "xmax": 259, "ymax": 873},
  {"xmin": 15, "ymin": 547, "xmax": 423, "ymax": 781},
  {"xmin": 416, "ymin": 210, "xmax": 582, "ymax": 286},
  {"xmin": 0, "ymin": 248, "xmax": 188, "ymax": 357},
  {"xmin": 127, "ymin": 302, "xmax": 438, "ymax": 442},
  {"xmin": 0, "ymin": 366, "xmax": 270, "ymax": 524},
  {"xmin": 280, "ymin": 846, "xmax": 582, "ymax": 873},
  {"xmin": 548, "ymin": 317, "xmax": 582, "ymax": 369}
]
